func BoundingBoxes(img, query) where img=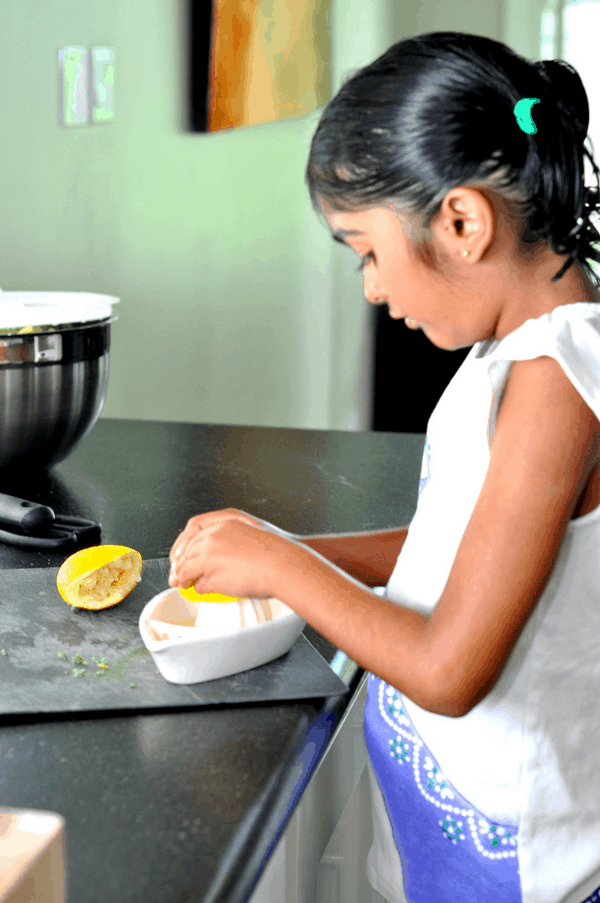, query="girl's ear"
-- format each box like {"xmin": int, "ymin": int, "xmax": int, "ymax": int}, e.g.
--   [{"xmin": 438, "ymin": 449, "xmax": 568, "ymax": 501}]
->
[{"xmin": 435, "ymin": 187, "xmax": 495, "ymax": 263}]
